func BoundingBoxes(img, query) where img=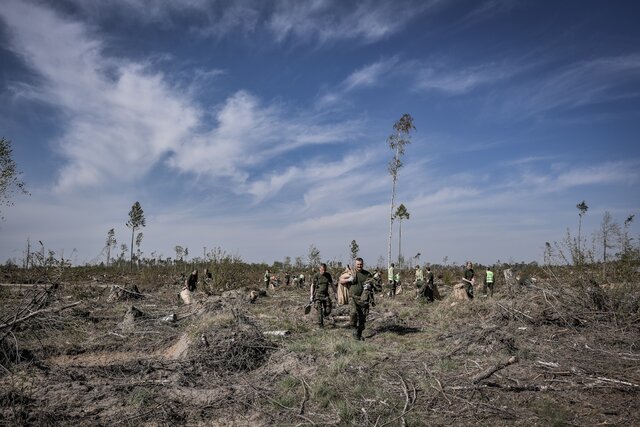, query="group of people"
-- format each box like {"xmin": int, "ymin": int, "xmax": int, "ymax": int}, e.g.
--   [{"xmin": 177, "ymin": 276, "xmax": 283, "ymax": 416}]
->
[
  {"xmin": 306, "ymin": 259, "xmax": 497, "ymax": 341},
  {"xmin": 263, "ymin": 269, "xmax": 306, "ymax": 290},
  {"xmin": 307, "ymin": 258, "xmax": 376, "ymax": 341},
  {"xmin": 461, "ymin": 261, "xmax": 495, "ymax": 299},
  {"xmin": 183, "ymin": 259, "xmax": 495, "ymax": 342}
]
